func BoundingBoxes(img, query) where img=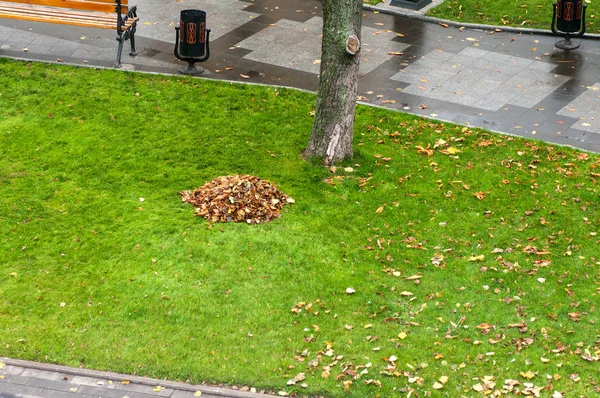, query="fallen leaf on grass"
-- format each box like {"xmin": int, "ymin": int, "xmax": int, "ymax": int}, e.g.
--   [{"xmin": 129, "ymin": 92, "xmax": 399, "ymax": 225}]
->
[
  {"xmin": 473, "ymin": 192, "xmax": 487, "ymax": 200},
  {"xmin": 568, "ymin": 312, "xmax": 581, "ymax": 321},
  {"xmin": 476, "ymin": 323, "xmax": 494, "ymax": 330},
  {"xmin": 416, "ymin": 145, "xmax": 434, "ymax": 157},
  {"xmin": 469, "ymin": 254, "xmax": 485, "ymax": 262},
  {"xmin": 440, "ymin": 146, "xmax": 461, "ymax": 155},
  {"xmin": 520, "ymin": 370, "xmax": 536, "ymax": 380}
]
